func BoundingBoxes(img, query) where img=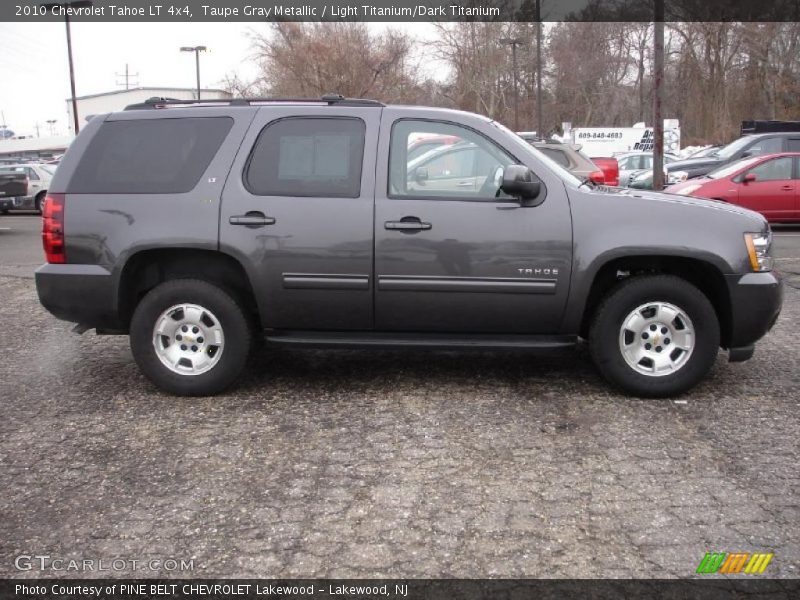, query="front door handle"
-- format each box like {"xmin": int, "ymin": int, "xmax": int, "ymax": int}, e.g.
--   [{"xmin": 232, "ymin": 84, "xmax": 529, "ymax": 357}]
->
[
  {"xmin": 229, "ymin": 211, "xmax": 276, "ymax": 227},
  {"xmin": 781, "ymin": 185, "xmax": 794, "ymax": 191},
  {"xmin": 385, "ymin": 217, "xmax": 432, "ymax": 233}
]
